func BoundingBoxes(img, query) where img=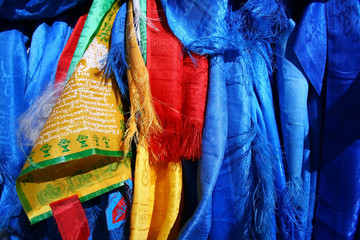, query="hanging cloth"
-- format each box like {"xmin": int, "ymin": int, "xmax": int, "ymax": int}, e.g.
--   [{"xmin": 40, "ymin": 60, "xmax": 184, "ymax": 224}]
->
[
  {"xmin": 158, "ymin": 0, "xmax": 287, "ymax": 239},
  {"xmin": 147, "ymin": 0, "xmax": 208, "ymax": 163},
  {"xmin": 16, "ymin": 1, "xmax": 131, "ymax": 225},
  {"xmin": 139, "ymin": 0, "xmax": 147, "ymax": 62},
  {"xmin": 55, "ymin": 12, "xmax": 88, "ymax": 84},
  {"xmin": 313, "ymin": 1, "xmax": 360, "ymax": 239},
  {"xmin": 276, "ymin": 18, "xmax": 312, "ymax": 239},
  {"xmin": 179, "ymin": 55, "xmax": 229, "ymax": 239},
  {"xmin": 50, "ymin": 195, "xmax": 90, "ymax": 240},
  {"xmin": 0, "ymin": 24, "xmax": 29, "ymax": 231},
  {"xmin": 0, "ymin": 0, "xmax": 87, "ymax": 20}
]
